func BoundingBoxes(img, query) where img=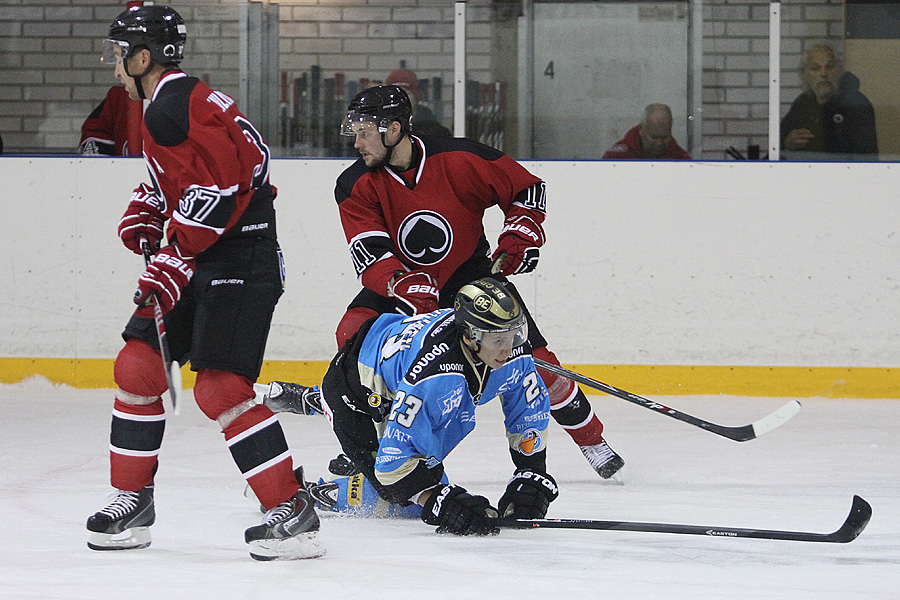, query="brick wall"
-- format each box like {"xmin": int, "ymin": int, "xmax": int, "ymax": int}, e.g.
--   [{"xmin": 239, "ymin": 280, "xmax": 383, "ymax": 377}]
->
[
  {"xmin": 702, "ymin": 0, "xmax": 843, "ymax": 159},
  {"xmin": 0, "ymin": 0, "xmax": 843, "ymax": 159}
]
